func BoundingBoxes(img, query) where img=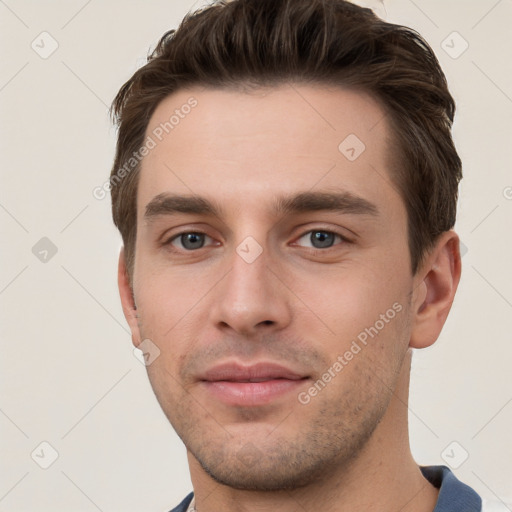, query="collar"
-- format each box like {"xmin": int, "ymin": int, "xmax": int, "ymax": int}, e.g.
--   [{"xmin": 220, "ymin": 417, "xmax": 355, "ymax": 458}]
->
[{"xmin": 420, "ymin": 465, "xmax": 481, "ymax": 512}]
